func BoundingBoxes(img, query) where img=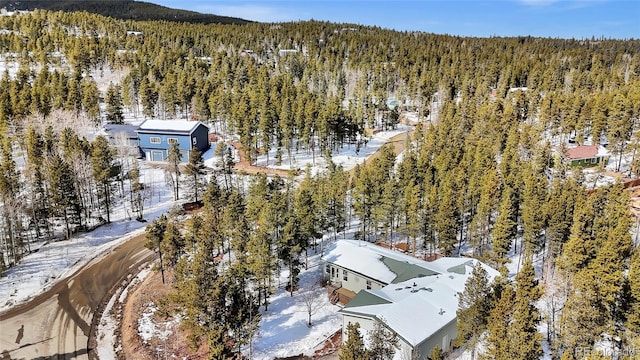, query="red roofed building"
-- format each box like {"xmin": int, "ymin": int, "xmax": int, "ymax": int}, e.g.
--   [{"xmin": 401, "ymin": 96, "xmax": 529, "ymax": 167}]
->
[{"xmin": 559, "ymin": 144, "xmax": 610, "ymax": 167}]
